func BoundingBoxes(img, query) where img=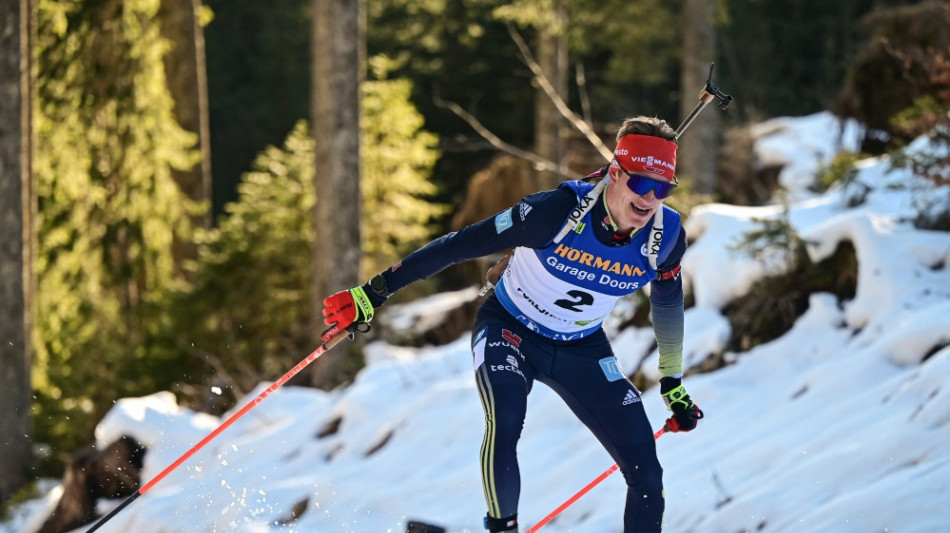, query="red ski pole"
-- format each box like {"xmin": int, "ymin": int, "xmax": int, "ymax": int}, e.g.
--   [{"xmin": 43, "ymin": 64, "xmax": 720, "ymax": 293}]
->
[
  {"xmin": 84, "ymin": 327, "xmax": 359, "ymax": 532},
  {"xmin": 524, "ymin": 425, "xmax": 668, "ymax": 533}
]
